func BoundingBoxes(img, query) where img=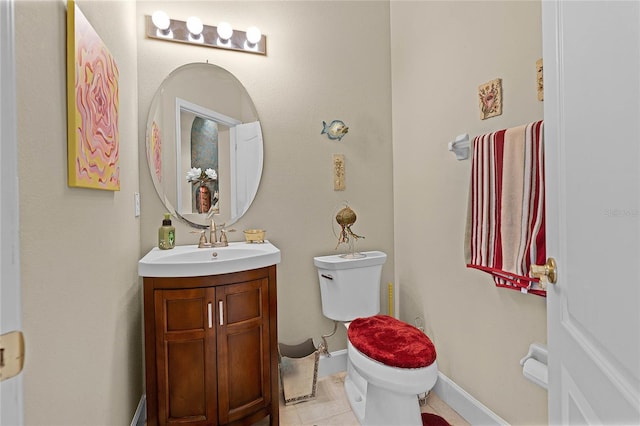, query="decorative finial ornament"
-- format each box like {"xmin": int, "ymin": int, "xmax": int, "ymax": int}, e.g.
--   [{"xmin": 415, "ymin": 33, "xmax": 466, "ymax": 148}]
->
[{"xmin": 335, "ymin": 204, "xmax": 365, "ymax": 258}]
